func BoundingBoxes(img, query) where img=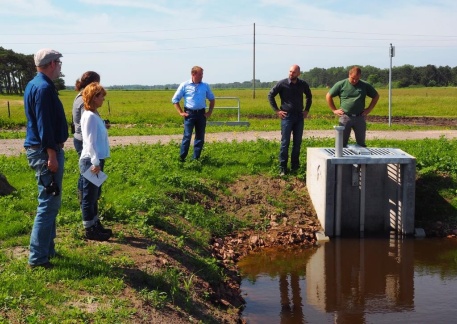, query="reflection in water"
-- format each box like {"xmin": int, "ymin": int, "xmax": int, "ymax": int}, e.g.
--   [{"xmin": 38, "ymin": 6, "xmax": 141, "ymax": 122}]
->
[
  {"xmin": 307, "ymin": 235, "xmax": 414, "ymax": 323},
  {"xmin": 239, "ymin": 235, "xmax": 457, "ymax": 324},
  {"xmin": 240, "ymin": 247, "xmax": 316, "ymax": 324},
  {"xmin": 279, "ymin": 272, "xmax": 303, "ymax": 323}
]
